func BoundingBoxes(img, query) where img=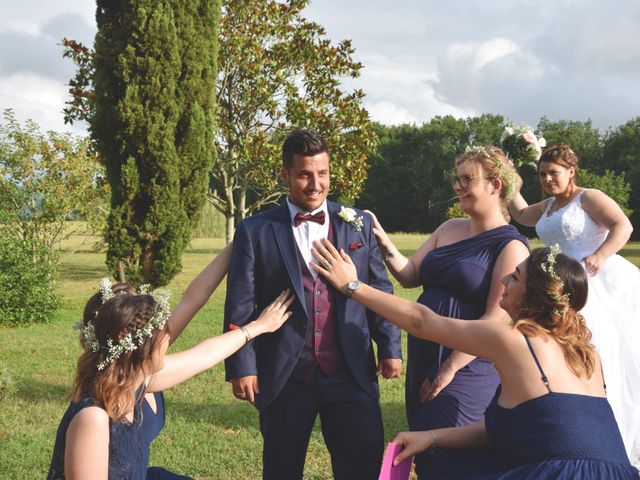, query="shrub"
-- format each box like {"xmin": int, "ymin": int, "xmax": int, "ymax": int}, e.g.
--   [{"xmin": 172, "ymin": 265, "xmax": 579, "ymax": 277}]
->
[
  {"xmin": 0, "ymin": 234, "xmax": 59, "ymax": 326},
  {"xmin": 578, "ymin": 169, "xmax": 633, "ymax": 217},
  {"xmin": 445, "ymin": 202, "xmax": 469, "ymax": 220}
]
